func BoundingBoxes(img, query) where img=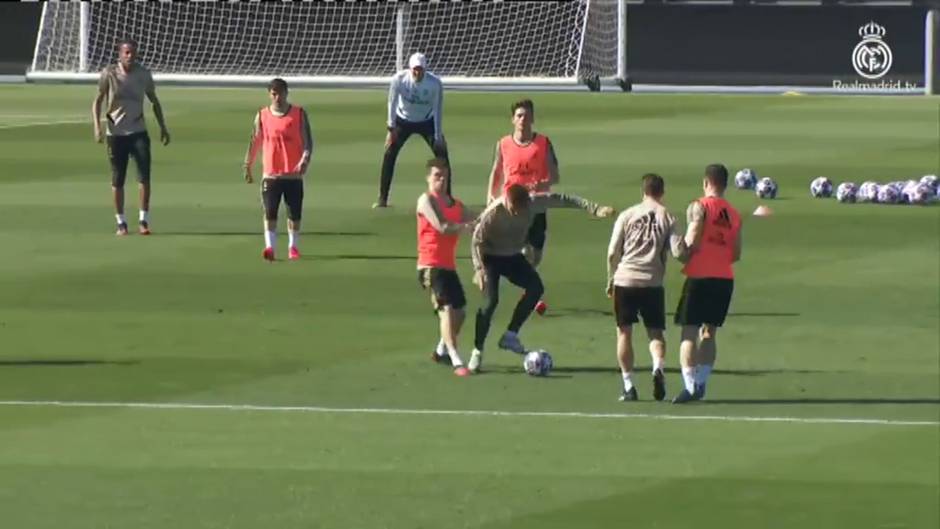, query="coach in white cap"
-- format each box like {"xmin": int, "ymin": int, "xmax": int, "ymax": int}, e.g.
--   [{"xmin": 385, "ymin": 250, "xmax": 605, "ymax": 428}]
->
[{"xmin": 375, "ymin": 52, "xmax": 449, "ymax": 208}]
